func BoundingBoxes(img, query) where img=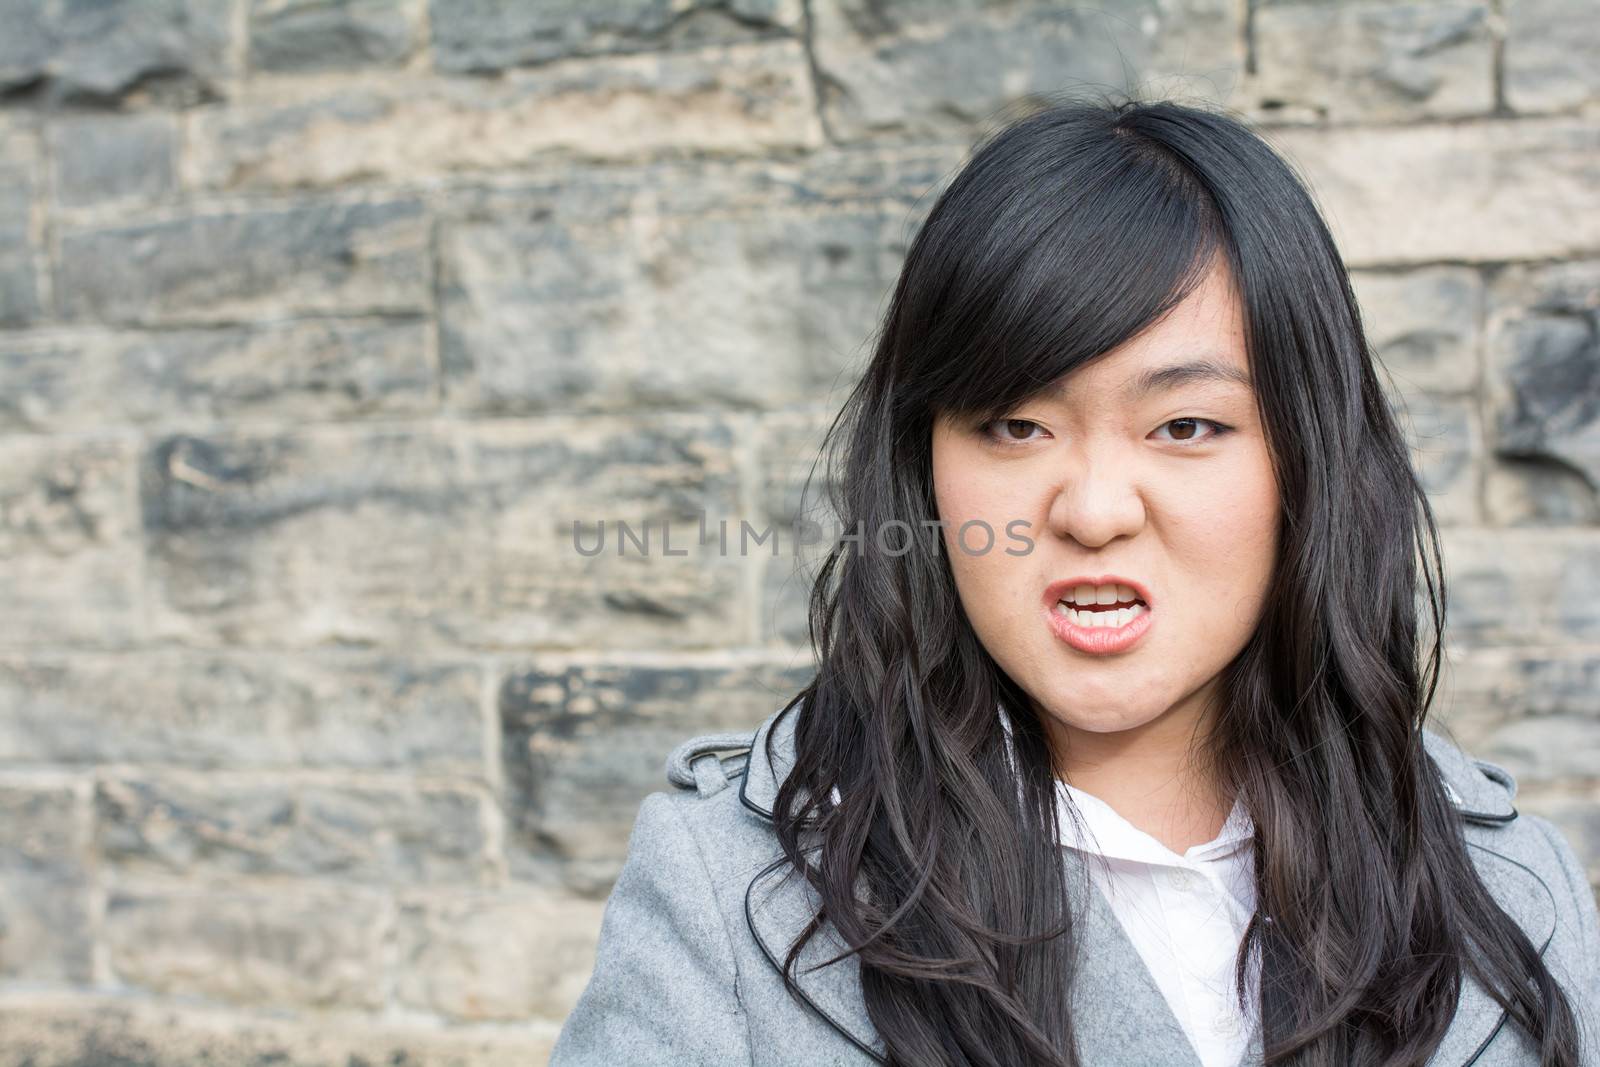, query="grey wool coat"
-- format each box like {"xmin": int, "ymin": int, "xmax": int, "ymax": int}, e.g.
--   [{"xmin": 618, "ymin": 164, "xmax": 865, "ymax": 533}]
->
[{"xmin": 551, "ymin": 705, "xmax": 1600, "ymax": 1066}]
